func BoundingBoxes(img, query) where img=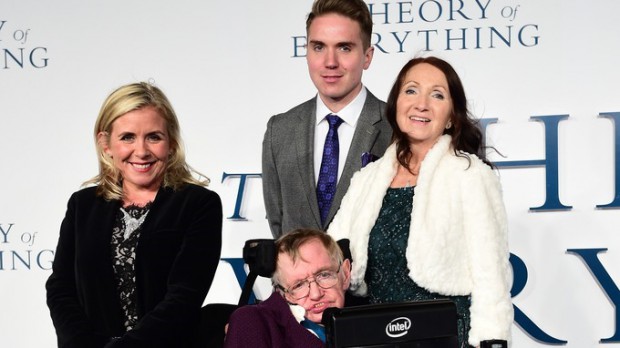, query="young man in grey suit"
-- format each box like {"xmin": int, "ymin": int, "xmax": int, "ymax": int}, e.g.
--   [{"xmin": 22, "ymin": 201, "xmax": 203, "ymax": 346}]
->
[{"xmin": 262, "ymin": 0, "xmax": 392, "ymax": 238}]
